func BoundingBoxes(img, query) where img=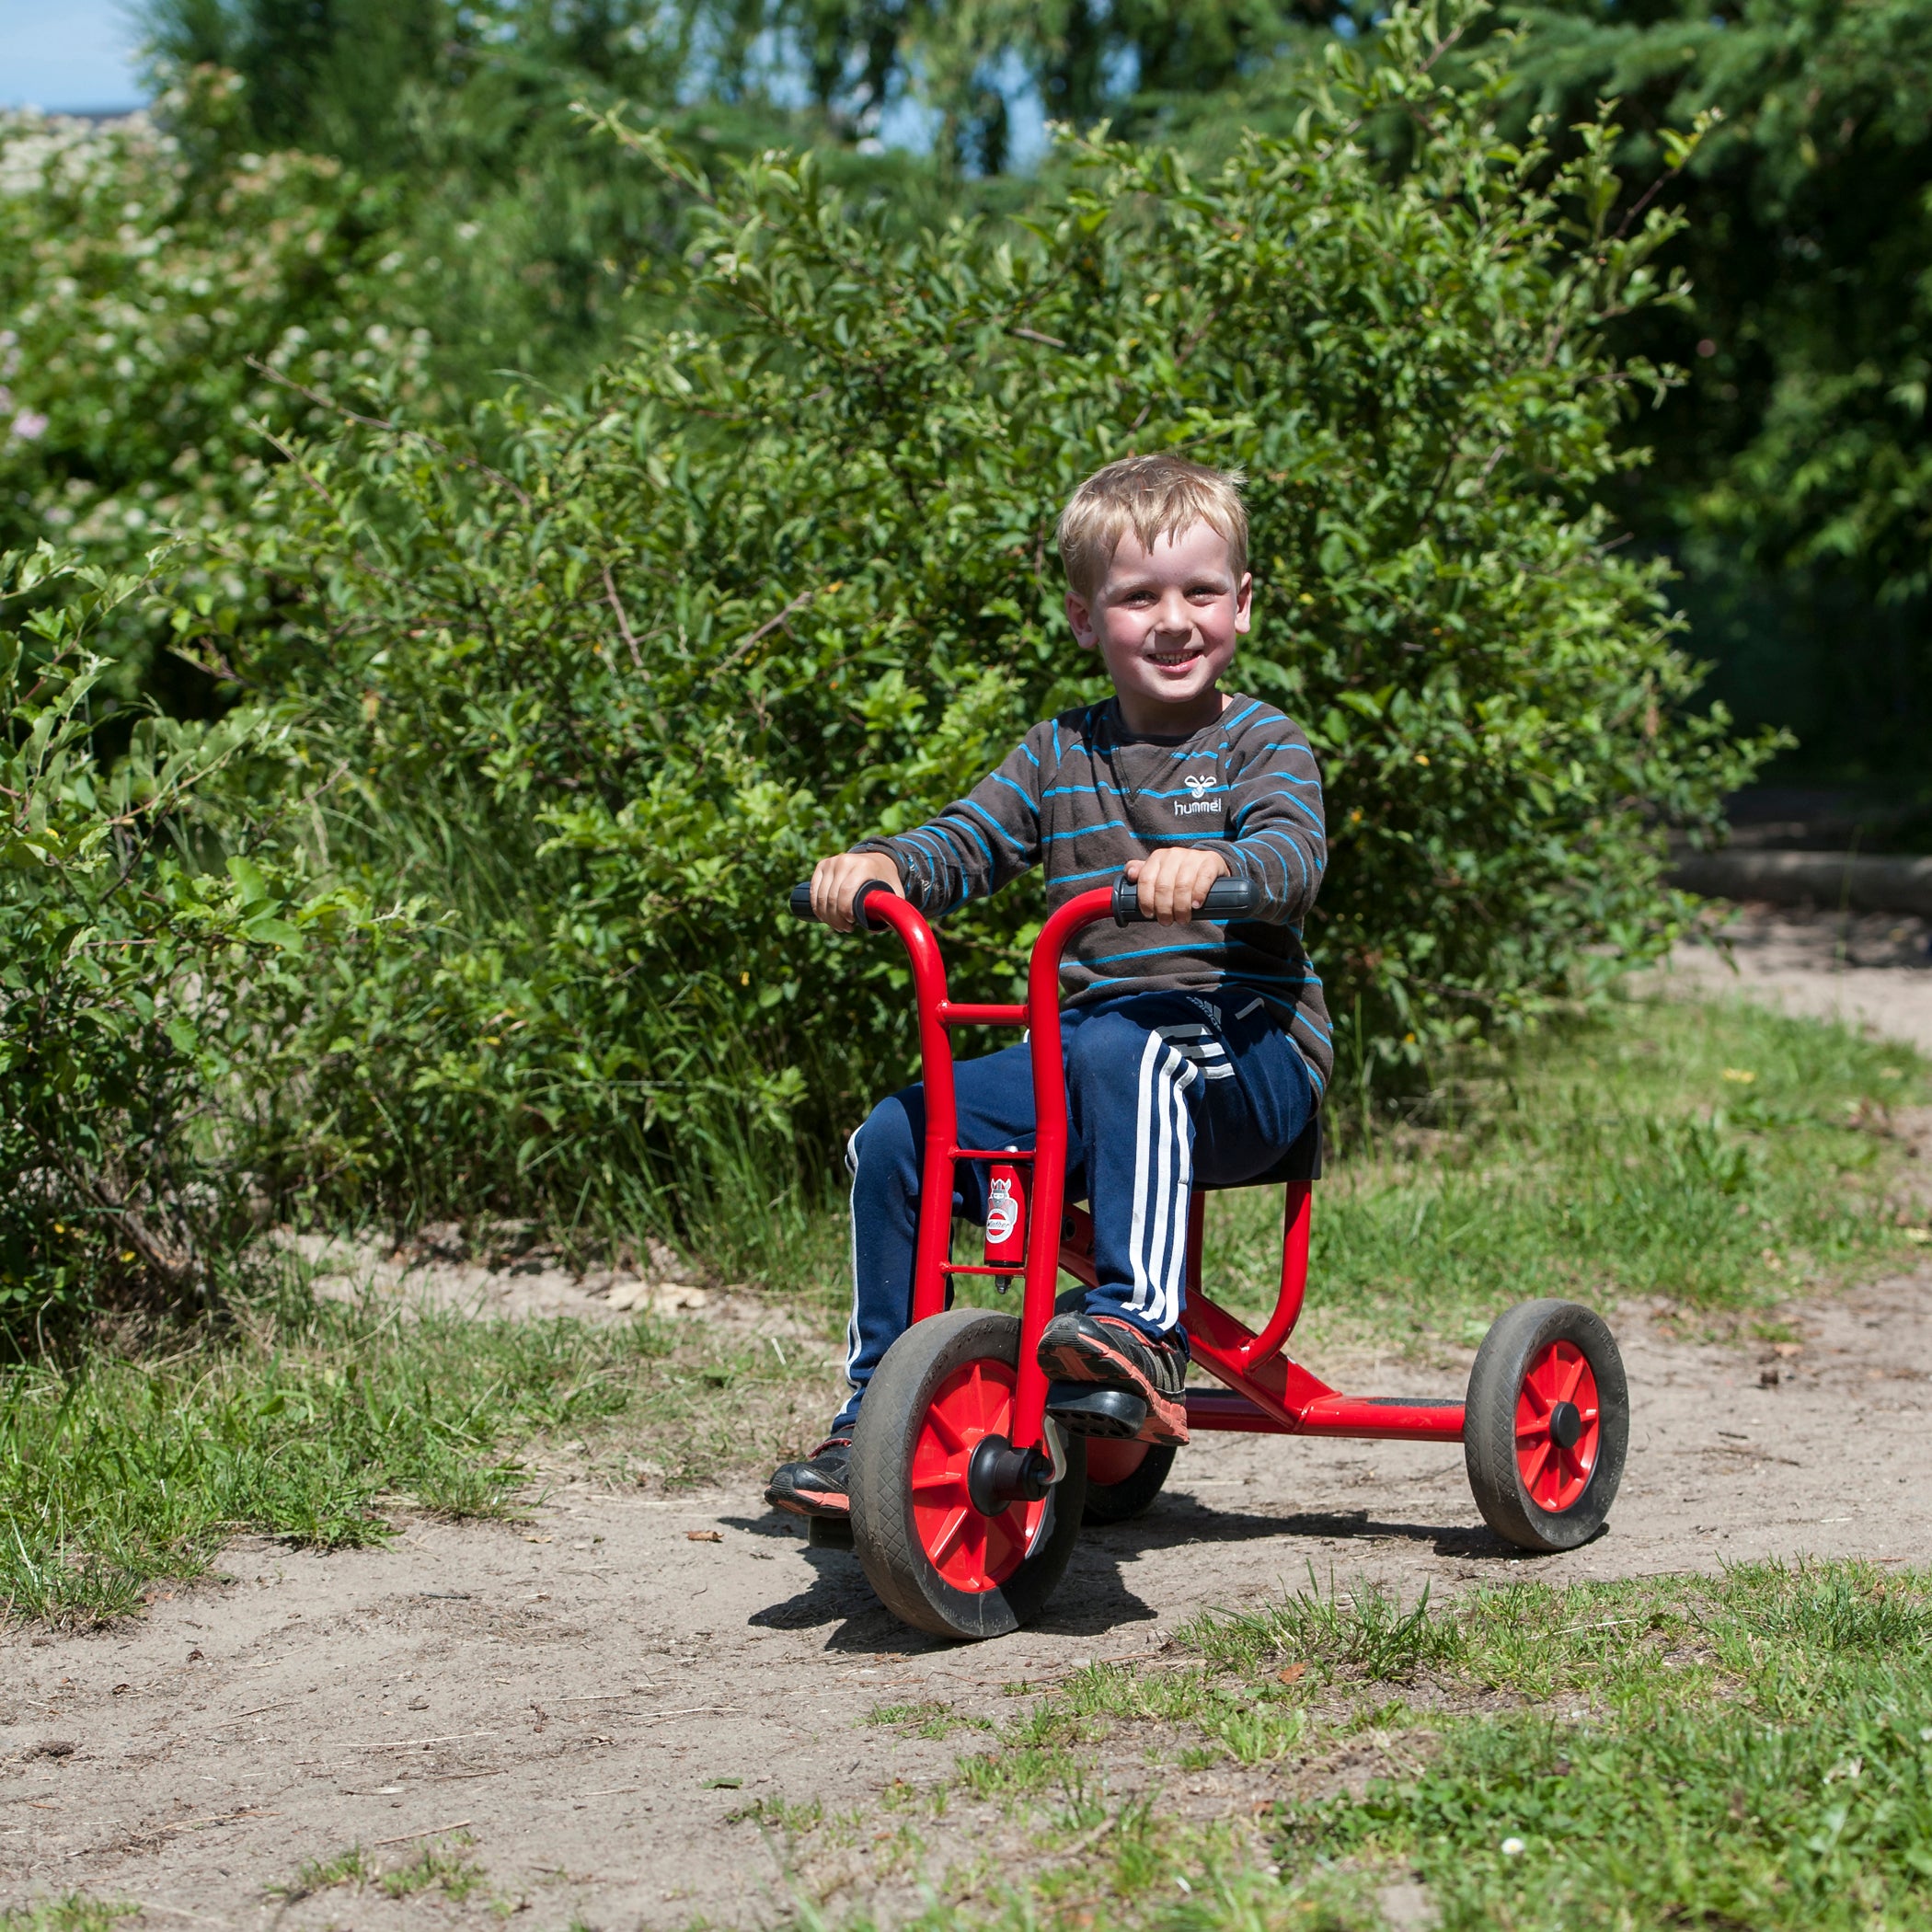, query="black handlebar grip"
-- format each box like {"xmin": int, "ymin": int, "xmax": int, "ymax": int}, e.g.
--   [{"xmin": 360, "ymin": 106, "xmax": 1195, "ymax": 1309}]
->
[
  {"xmin": 787, "ymin": 879, "xmax": 895, "ymax": 931},
  {"xmin": 1111, "ymin": 873, "xmax": 1261, "ymax": 925},
  {"xmin": 1202, "ymin": 876, "xmax": 1261, "ymax": 918}
]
